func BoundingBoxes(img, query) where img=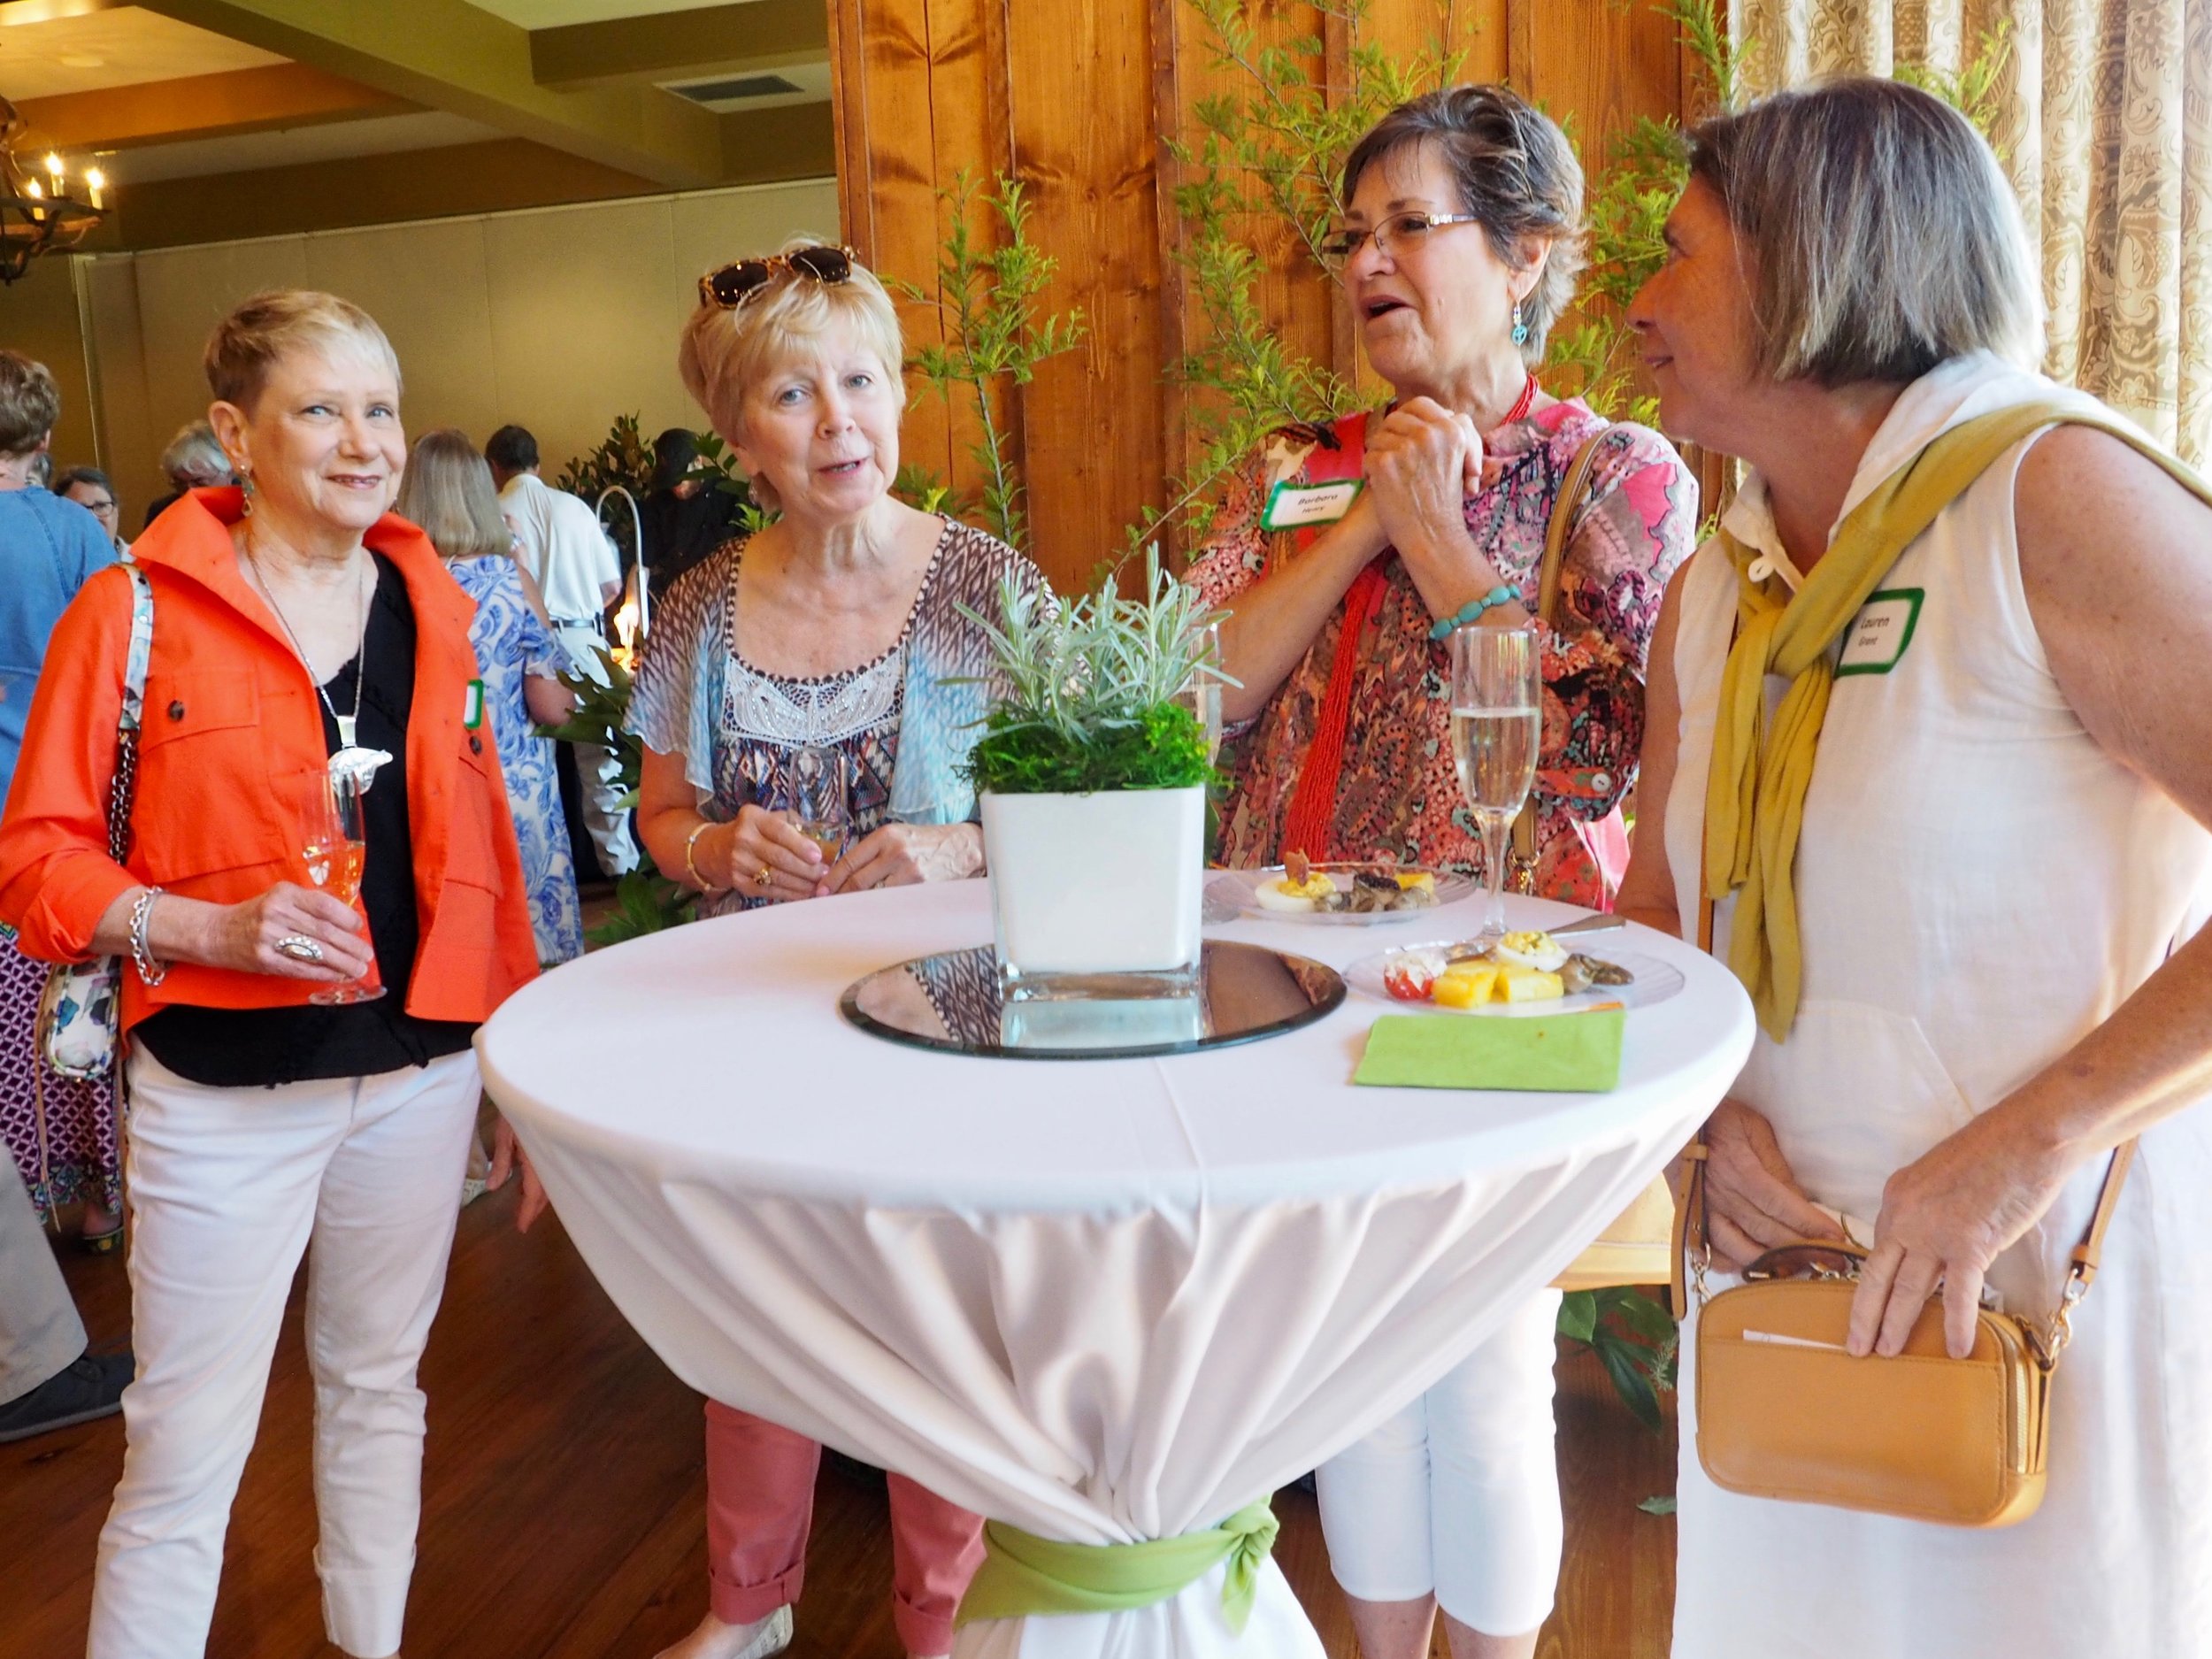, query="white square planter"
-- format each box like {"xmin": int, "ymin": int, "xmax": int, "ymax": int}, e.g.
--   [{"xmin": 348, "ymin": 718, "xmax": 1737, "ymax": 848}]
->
[{"xmin": 980, "ymin": 786, "xmax": 1206, "ymax": 987}]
